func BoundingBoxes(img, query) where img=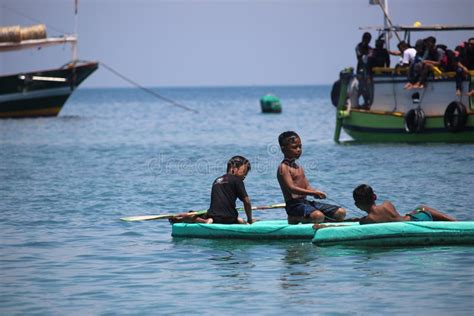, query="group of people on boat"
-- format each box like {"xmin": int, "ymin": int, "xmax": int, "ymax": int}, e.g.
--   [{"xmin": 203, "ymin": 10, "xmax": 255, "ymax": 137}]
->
[
  {"xmin": 170, "ymin": 131, "xmax": 456, "ymax": 226},
  {"xmin": 355, "ymin": 32, "xmax": 474, "ymax": 96}
]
